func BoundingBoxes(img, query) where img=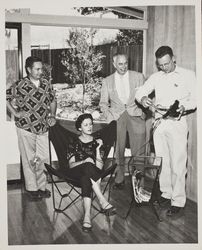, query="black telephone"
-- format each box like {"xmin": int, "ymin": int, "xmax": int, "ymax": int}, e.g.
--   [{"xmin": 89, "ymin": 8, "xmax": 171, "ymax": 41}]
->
[{"xmin": 162, "ymin": 100, "xmax": 180, "ymax": 119}]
